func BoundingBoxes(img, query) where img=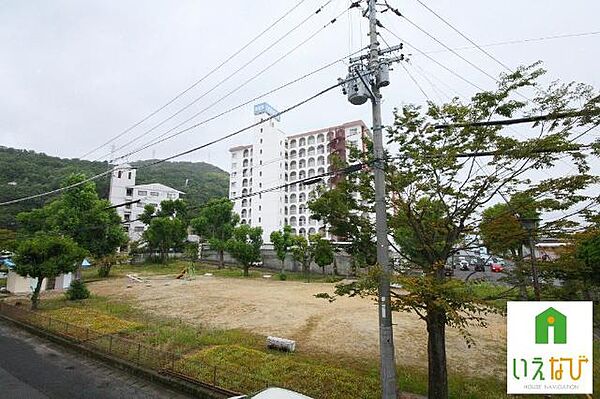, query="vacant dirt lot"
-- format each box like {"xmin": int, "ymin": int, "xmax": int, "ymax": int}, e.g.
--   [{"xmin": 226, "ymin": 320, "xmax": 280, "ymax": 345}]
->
[{"xmin": 89, "ymin": 275, "xmax": 506, "ymax": 376}]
